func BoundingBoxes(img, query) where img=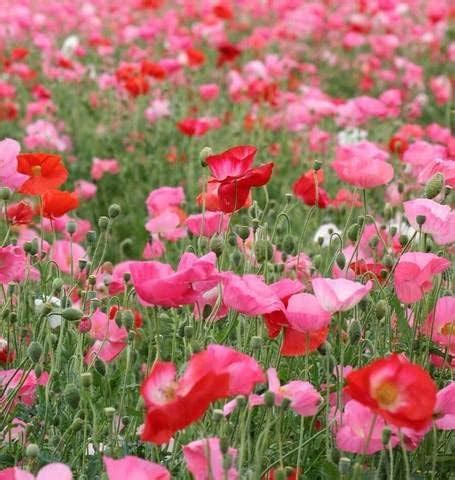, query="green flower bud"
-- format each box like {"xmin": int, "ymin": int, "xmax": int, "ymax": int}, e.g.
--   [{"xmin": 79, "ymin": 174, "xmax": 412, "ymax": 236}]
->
[
  {"xmin": 384, "ymin": 203, "xmax": 394, "ymax": 221},
  {"xmin": 236, "ymin": 395, "xmax": 247, "ymax": 408},
  {"xmin": 313, "ymin": 159, "xmax": 322, "ymax": 171},
  {"xmin": 220, "ymin": 436, "xmax": 230, "ymax": 455},
  {"xmin": 66, "ymin": 220, "xmax": 77, "ymax": 235},
  {"xmin": 123, "ymin": 310, "xmax": 134, "ymax": 330},
  {"xmin": 64, "ymin": 384, "xmax": 81, "ymax": 409},
  {"xmin": 98, "ymin": 216, "xmax": 110, "ymax": 230},
  {"xmin": 104, "ymin": 406, "xmax": 116, "ymax": 417},
  {"xmin": 338, "ymin": 457, "xmax": 351, "ymax": 475},
  {"xmin": 369, "ymin": 235, "xmax": 379, "ymax": 249},
  {"xmin": 230, "ymin": 250, "xmax": 242, "ymax": 267},
  {"xmin": 52, "ymin": 277, "xmax": 64, "ymax": 293},
  {"xmin": 108, "ymin": 204, "xmax": 121, "ymax": 218},
  {"xmin": 94, "ymin": 358, "xmax": 106, "ymax": 376},
  {"xmin": 61, "ymin": 307, "xmax": 84, "ymax": 321},
  {"xmin": 389, "ymin": 225, "xmax": 397, "ymax": 237},
  {"xmin": 336, "ymin": 252, "xmax": 346, "ymax": 270},
  {"xmin": 416, "ymin": 215, "xmax": 426, "ymax": 226},
  {"xmin": 383, "ymin": 255, "xmax": 394, "ymax": 268},
  {"xmin": 86, "ymin": 230, "xmax": 97, "ymax": 244},
  {"xmin": 199, "ymin": 146, "xmax": 213, "ymax": 166},
  {"xmin": 382, "ymin": 426, "xmax": 392, "ymax": 445},
  {"xmin": 250, "ymin": 335, "xmax": 263, "ymax": 350},
  {"xmin": 424, "ymin": 173, "xmax": 444, "ymax": 199},
  {"xmin": 236, "ymin": 225, "xmax": 250, "ymax": 241},
  {"xmin": 34, "ymin": 365, "xmax": 42, "ymax": 378},
  {"xmin": 212, "ymin": 409, "xmax": 224, "ymax": 422},
  {"xmin": 209, "ymin": 235, "xmax": 224, "ymax": 257},
  {"xmin": 0, "ymin": 187, "xmax": 12, "ymax": 201},
  {"xmin": 255, "ymin": 239, "xmax": 273, "ymax": 263},
  {"xmin": 27, "ymin": 341, "xmax": 43, "ymax": 363},
  {"xmin": 184, "ymin": 325, "xmax": 194, "ymax": 339},
  {"xmin": 25, "ymin": 443, "xmax": 40, "ymax": 458},
  {"xmin": 348, "ymin": 319, "xmax": 362, "ymax": 344},
  {"xmin": 313, "ymin": 254, "xmax": 322, "ymax": 270},
  {"xmin": 282, "ymin": 234, "xmax": 296, "ymax": 255},
  {"xmin": 399, "ymin": 234, "xmax": 408, "ymax": 247}
]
